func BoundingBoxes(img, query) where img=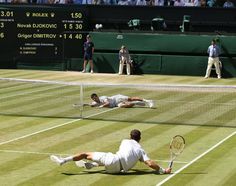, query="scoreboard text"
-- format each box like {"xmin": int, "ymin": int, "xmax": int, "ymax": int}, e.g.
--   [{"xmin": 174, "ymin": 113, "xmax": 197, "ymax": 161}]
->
[{"xmin": 0, "ymin": 5, "xmax": 88, "ymax": 59}]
